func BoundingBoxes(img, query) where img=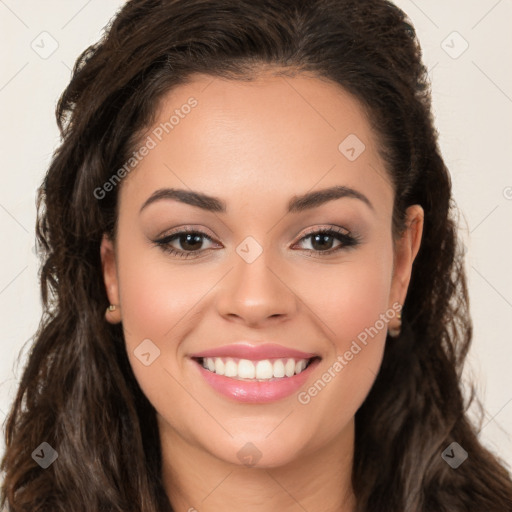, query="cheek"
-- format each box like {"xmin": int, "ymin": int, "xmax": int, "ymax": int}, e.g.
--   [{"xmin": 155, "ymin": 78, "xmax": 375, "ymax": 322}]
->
[
  {"xmin": 114, "ymin": 237, "xmax": 207, "ymax": 392},
  {"xmin": 294, "ymin": 241, "xmax": 393, "ymax": 411},
  {"xmin": 301, "ymin": 245, "xmax": 393, "ymax": 351},
  {"xmin": 115, "ymin": 258, "xmax": 220, "ymax": 440},
  {"xmin": 293, "ymin": 254, "xmax": 393, "ymax": 450},
  {"xmin": 117, "ymin": 238, "xmax": 209, "ymax": 342}
]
